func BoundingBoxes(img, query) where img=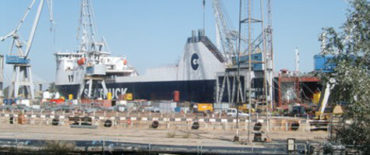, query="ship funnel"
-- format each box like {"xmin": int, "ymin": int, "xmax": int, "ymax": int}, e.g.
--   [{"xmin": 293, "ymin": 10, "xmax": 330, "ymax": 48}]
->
[
  {"xmin": 188, "ymin": 29, "xmax": 205, "ymax": 43},
  {"xmin": 198, "ymin": 29, "xmax": 205, "ymax": 38},
  {"xmin": 191, "ymin": 30, "xmax": 197, "ymax": 42}
]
